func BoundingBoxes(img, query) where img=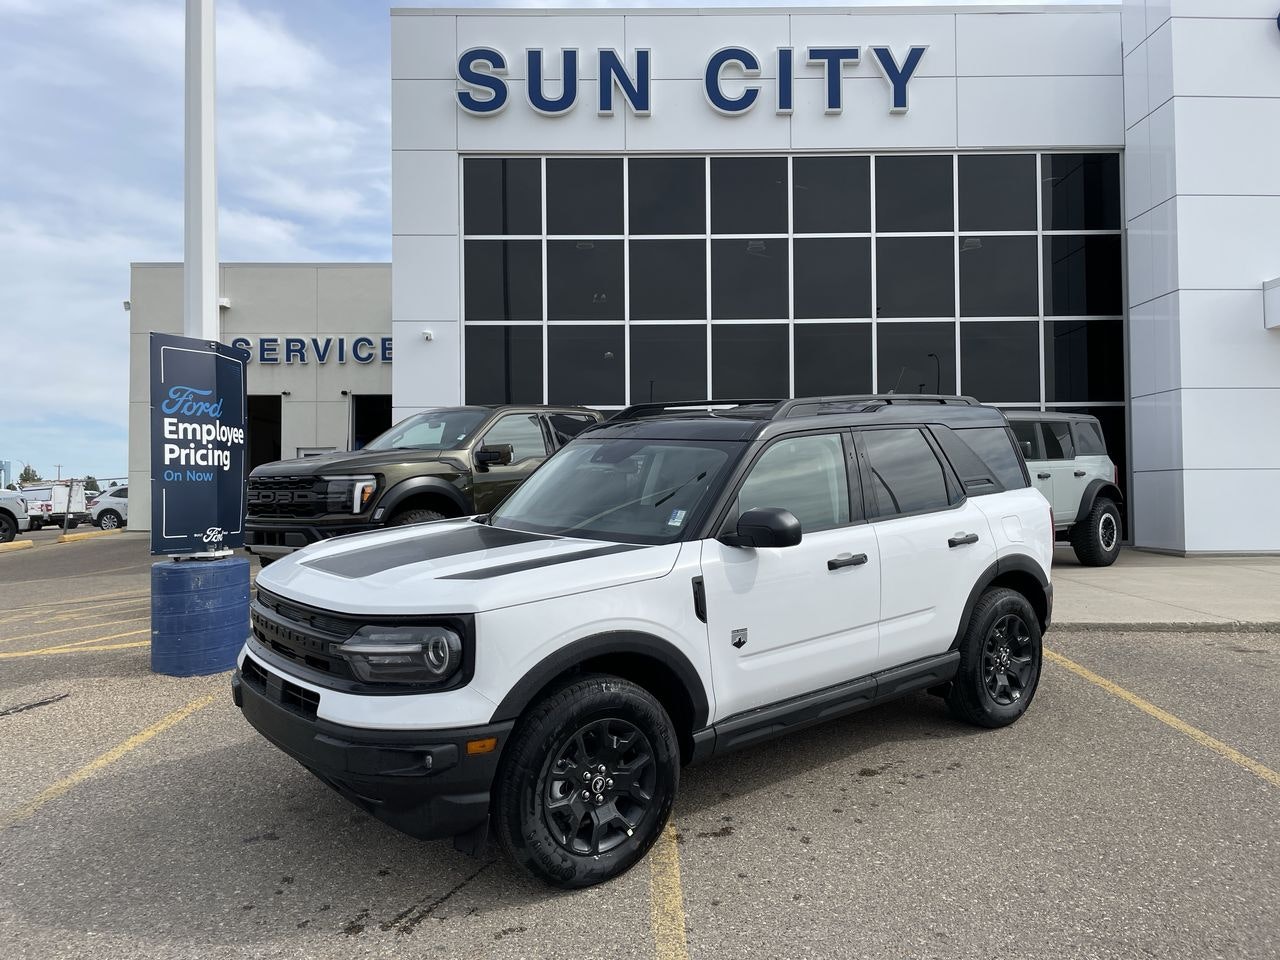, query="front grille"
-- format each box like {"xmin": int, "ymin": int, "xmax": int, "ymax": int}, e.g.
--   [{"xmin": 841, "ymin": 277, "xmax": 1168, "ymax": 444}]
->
[
  {"xmin": 256, "ymin": 590, "xmax": 360, "ymax": 639},
  {"xmin": 251, "ymin": 593, "xmax": 358, "ymax": 681},
  {"xmin": 247, "ymin": 475, "xmax": 327, "ymax": 519},
  {"xmin": 241, "ymin": 655, "xmax": 320, "ymax": 719}
]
